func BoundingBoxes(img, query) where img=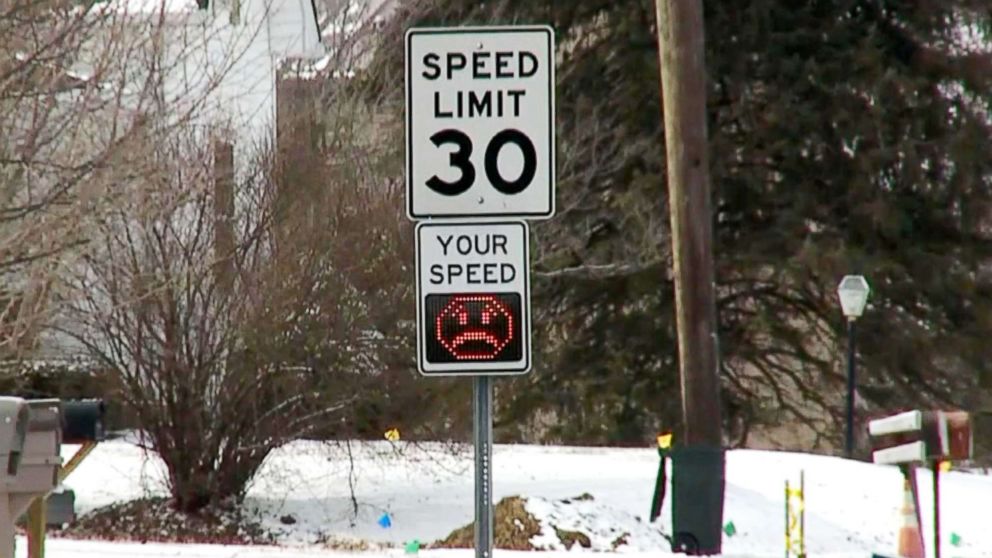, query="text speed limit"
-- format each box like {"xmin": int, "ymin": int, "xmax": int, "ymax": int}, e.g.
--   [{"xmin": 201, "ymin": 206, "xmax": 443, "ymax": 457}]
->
[{"xmin": 406, "ymin": 26, "xmax": 555, "ymax": 219}]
